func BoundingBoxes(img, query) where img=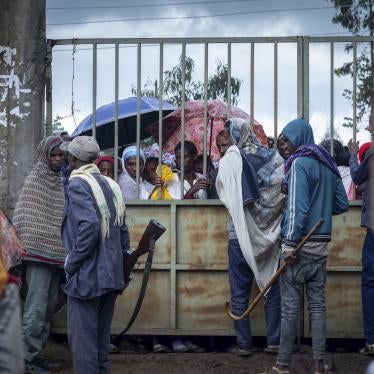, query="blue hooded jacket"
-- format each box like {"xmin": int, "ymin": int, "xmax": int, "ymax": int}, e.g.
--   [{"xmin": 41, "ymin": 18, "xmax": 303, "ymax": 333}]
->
[{"xmin": 281, "ymin": 118, "xmax": 349, "ymax": 246}]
